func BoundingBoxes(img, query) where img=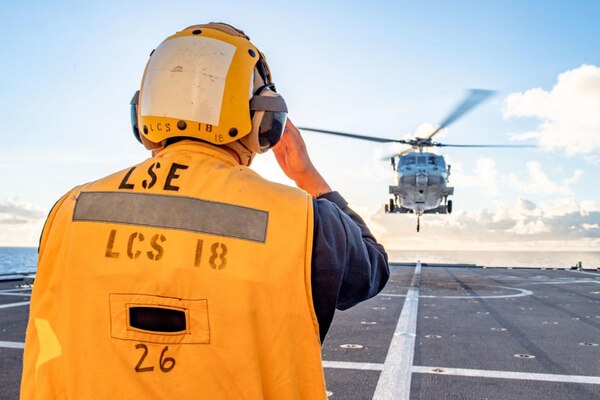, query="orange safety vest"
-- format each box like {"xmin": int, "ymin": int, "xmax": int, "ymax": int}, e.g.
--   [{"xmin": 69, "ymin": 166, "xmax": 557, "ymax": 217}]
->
[{"xmin": 21, "ymin": 141, "xmax": 326, "ymax": 399}]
